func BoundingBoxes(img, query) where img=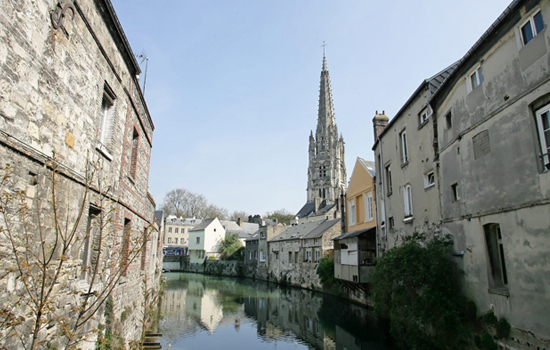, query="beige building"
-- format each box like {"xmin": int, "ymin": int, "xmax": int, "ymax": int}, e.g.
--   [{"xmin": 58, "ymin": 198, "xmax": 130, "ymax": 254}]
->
[
  {"xmin": 163, "ymin": 215, "xmax": 201, "ymax": 255},
  {"xmin": 345, "ymin": 157, "xmax": 377, "ymax": 232}
]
